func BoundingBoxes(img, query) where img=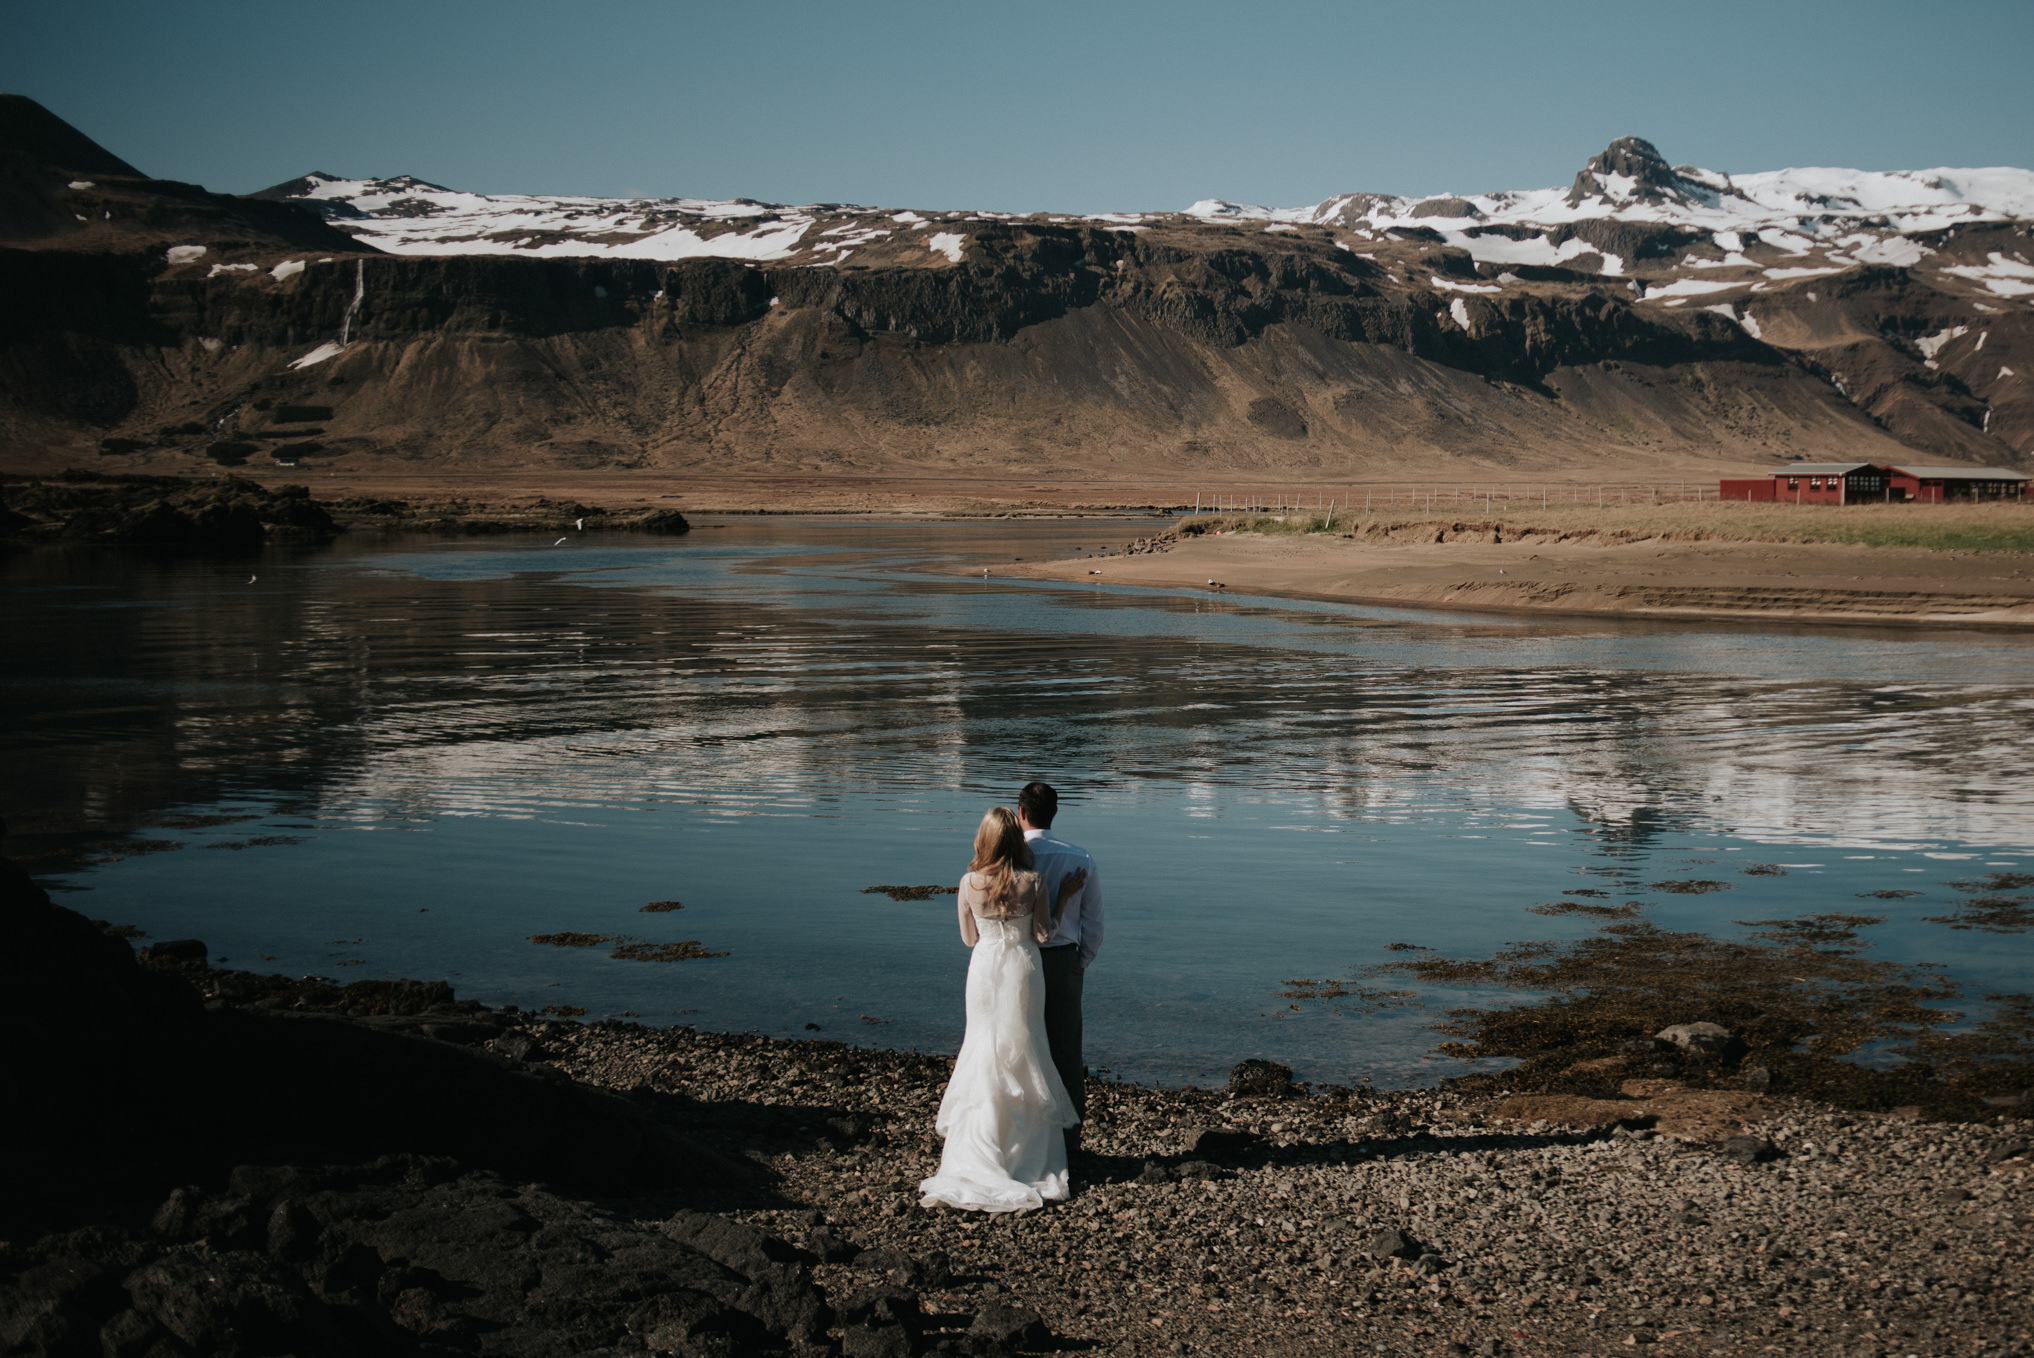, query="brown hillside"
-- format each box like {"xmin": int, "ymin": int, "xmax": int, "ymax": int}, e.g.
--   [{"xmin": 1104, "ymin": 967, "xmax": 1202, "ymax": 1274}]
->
[{"xmin": 0, "ymin": 101, "xmax": 2026, "ymax": 485}]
